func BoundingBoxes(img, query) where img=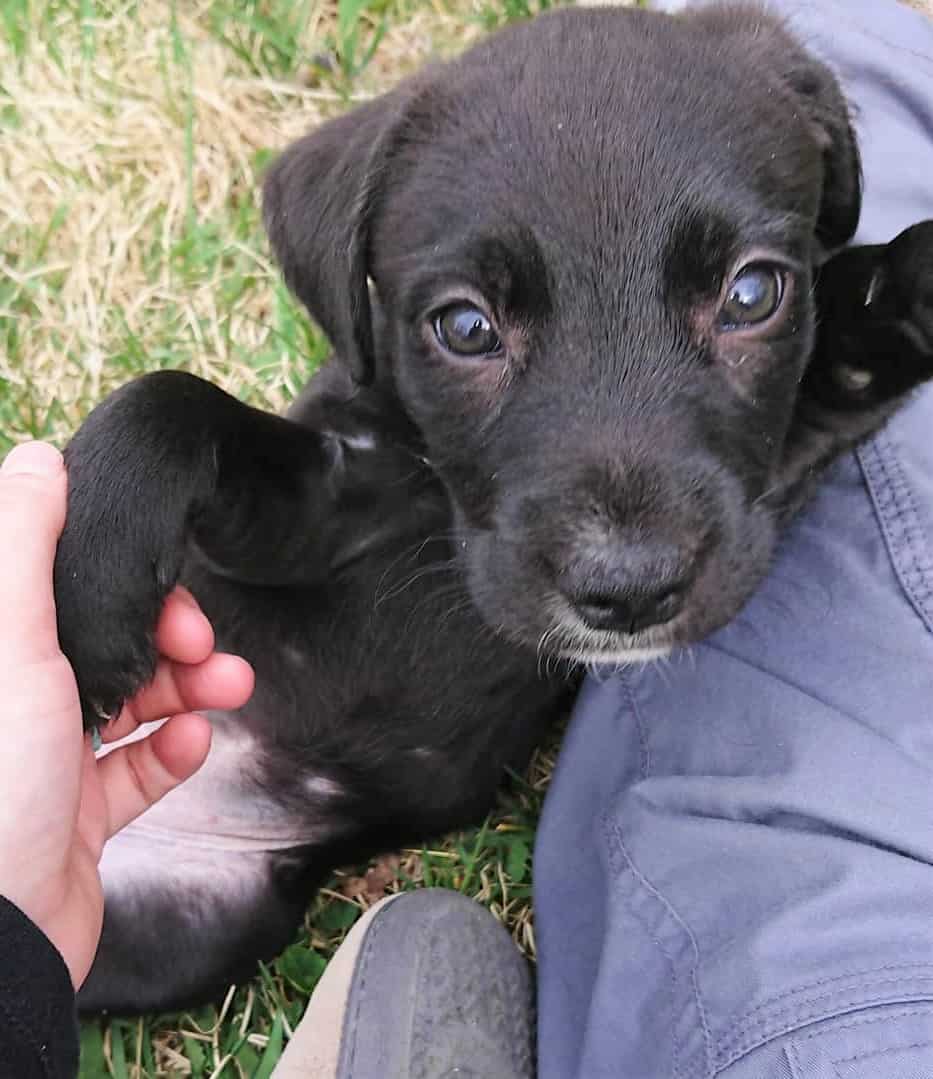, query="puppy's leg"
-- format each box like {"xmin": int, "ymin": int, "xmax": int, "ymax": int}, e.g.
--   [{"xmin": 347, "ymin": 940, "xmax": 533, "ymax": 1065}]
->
[
  {"xmin": 54, "ymin": 371, "xmax": 340, "ymax": 728},
  {"xmin": 78, "ymin": 839, "xmax": 312, "ymax": 1014},
  {"xmin": 775, "ymin": 221, "xmax": 933, "ymax": 515},
  {"xmin": 77, "ymin": 714, "xmax": 333, "ymax": 1013},
  {"xmin": 807, "ymin": 221, "xmax": 933, "ymax": 411}
]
